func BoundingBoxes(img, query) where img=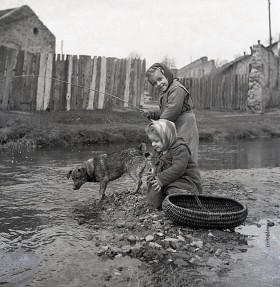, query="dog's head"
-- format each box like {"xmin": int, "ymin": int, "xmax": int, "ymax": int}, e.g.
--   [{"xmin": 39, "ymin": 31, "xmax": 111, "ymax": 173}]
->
[{"xmin": 67, "ymin": 164, "xmax": 88, "ymax": 190}]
